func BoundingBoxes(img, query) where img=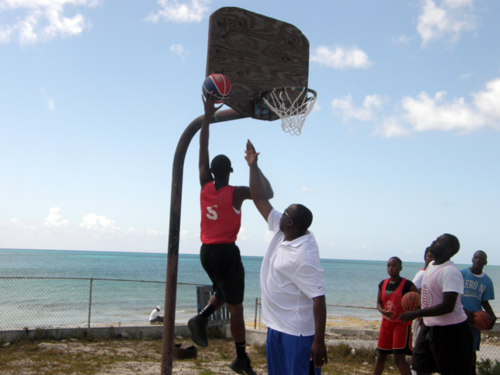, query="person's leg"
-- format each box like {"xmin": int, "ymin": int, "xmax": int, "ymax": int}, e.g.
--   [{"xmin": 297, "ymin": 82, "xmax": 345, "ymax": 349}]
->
[
  {"xmin": 266, "ymin": 329, "xmax": 287, "ymax": 375},
  {"xmin": 431, "ymin": 322, "xmax": 473, "ymax": 375},
  {"xmin": 412, "ymin": 325, "xmax": 439, "ymax": 375},
  {"xmin": 227, "ymin": 303, "xmax": 246, "ymax": 344},
  {"xmin": 393, "ymin": 353, "xmax": 412, "ymax": 375},
  {"xmin": 373, "ymin": 352, "xmax": 388, "ymax": 375},
  {"xmin": 470, "ymin": 325, "xmax": 480, "ymax": 375}
]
